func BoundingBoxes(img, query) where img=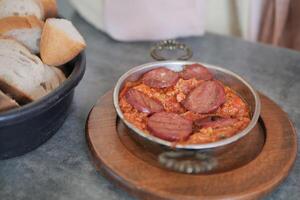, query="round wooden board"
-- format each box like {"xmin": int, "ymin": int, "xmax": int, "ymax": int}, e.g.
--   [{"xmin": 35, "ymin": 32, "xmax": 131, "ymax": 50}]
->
[{"xmin": 86, "ymin": 90, "xmax": 297, "ymax": 200}]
